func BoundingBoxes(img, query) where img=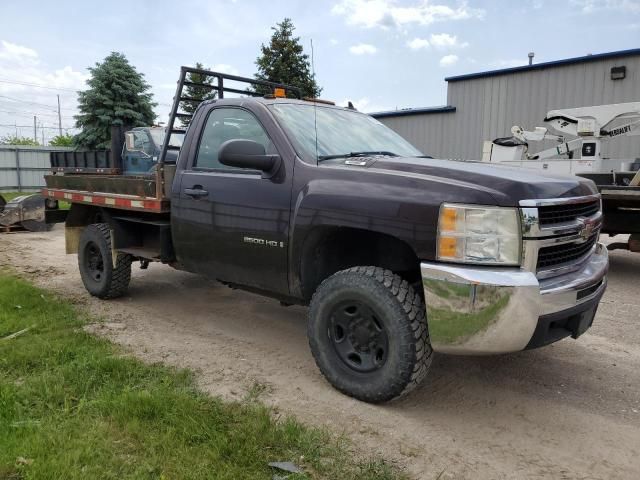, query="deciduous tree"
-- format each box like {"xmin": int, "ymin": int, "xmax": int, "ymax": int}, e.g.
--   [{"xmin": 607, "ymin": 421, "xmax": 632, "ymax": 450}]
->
[
  {"xmin": 49, "ymin": 134, "xmax": 74, "ymax": 147},
  {"xmin": 0, "ymin": 135, "xmax": 39, "ymax": 146}
]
